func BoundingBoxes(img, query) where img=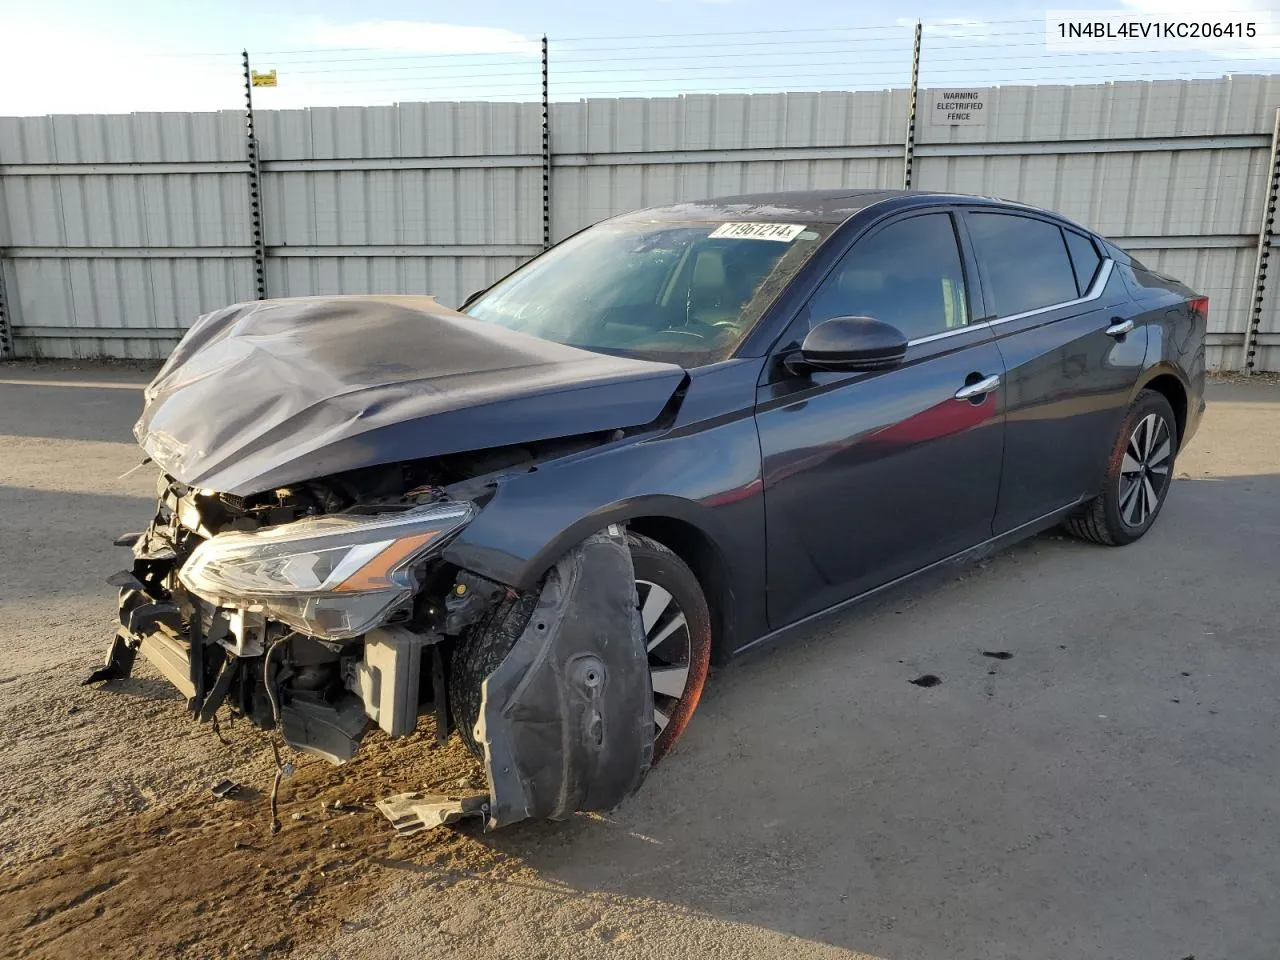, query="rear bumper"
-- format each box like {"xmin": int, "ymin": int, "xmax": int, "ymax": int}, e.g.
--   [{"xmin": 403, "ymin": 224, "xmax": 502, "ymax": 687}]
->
[{"xmin": 1182, "ymin": 392, "xmax": 1207, "ymax": 449}]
